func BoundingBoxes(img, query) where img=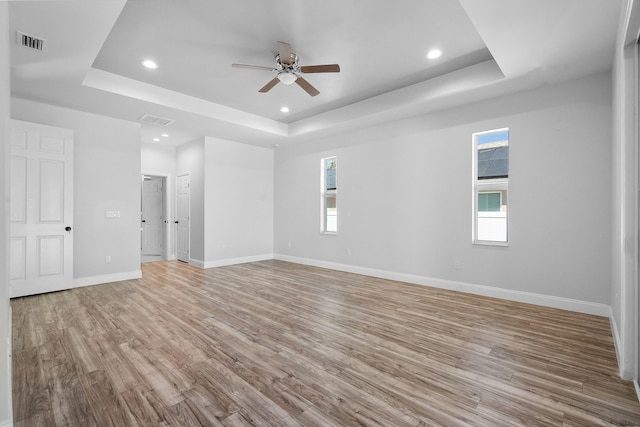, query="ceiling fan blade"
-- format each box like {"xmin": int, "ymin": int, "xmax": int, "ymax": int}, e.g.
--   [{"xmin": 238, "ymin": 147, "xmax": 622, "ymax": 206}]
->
[
  {"xmin": 295, "ymin": 77, "xmax": 320, "ymax": 97},
  {"xmin": 300, "ymin": 64, "xmax": 341, "ymax": 73},
  {"xmin": 278, "ymin": 41, "xmax": 293, "ymax": 65},
  {"xmin": 259, "ymin": 77, "xmax": 280, "ymax": 93},
  {"xmin": 232, "ymin": 63, "xmax": 275, "ymax": 71}
]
